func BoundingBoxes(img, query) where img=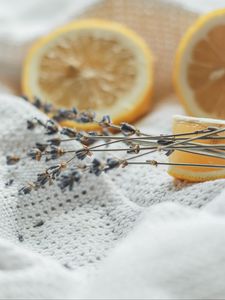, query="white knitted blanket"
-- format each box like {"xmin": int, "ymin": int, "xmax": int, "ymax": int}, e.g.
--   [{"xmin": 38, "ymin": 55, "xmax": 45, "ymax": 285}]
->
[
  {"xmin": 2, "ymin": 95, "xmax": 225, "ymax": 299},
  {"xmin": 1, "ymin": 0, "xmax": 225, "ymax": 299}
]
